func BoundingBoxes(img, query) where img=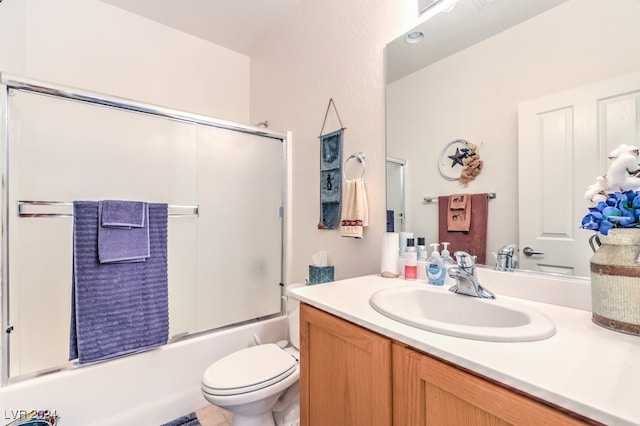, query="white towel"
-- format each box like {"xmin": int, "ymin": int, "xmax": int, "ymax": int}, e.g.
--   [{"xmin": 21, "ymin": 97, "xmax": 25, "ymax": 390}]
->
[{"xmin": 341, "ymin": 178, "xmax": 369, "ymax": 238}]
